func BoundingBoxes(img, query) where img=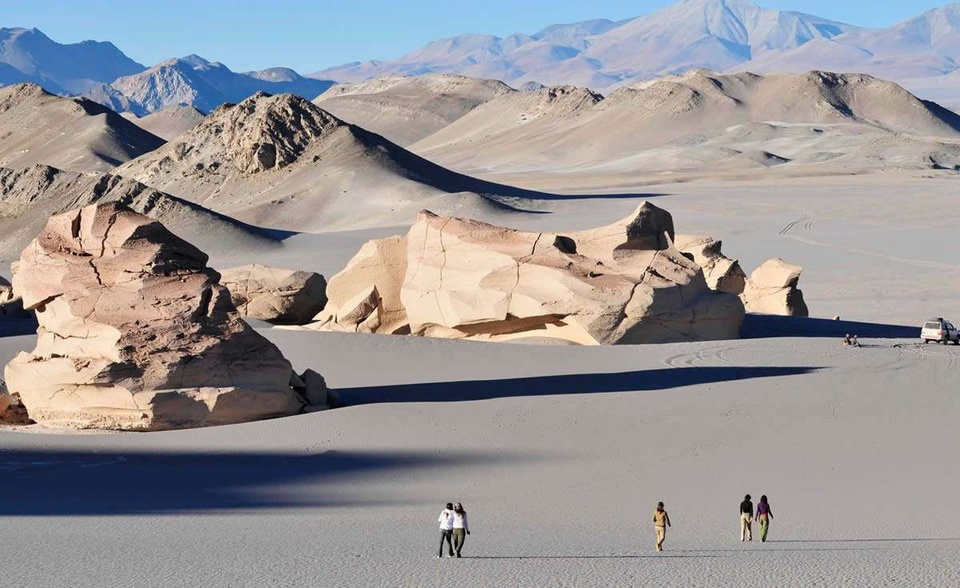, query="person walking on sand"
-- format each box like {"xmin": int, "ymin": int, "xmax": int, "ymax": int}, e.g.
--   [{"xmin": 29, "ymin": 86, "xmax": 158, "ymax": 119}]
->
[
  {"xmin": 756, "ymin": 495, "xmax": 773, "ymax": 542},
  {"xmin": 740, "ymin": 494, "xmax": 754, "ymax": 542},
  {"xmin": 451, "ymin": 502, "xmax": 471, "ymax": 557},
  {"xmin": 652, "ymin": 501, "xmax": 671, "ymax": 552},
  {"xmin": 438, "ymin": 502, "xmax": 455, "ymax": 558}
]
